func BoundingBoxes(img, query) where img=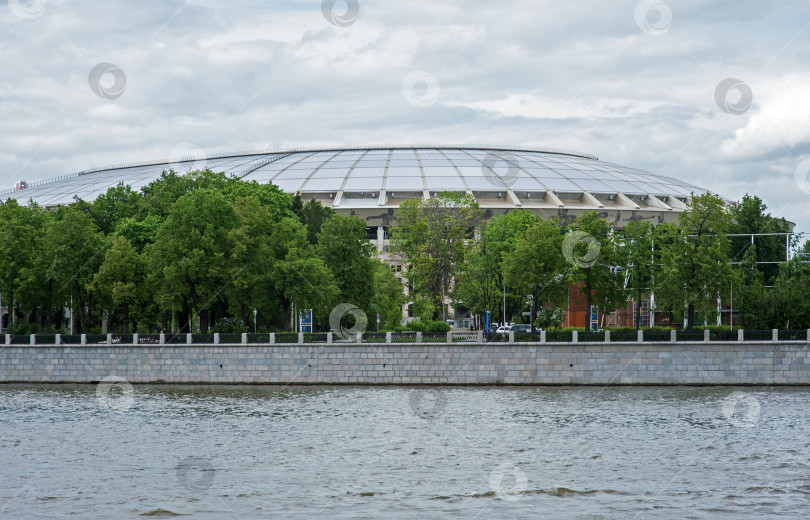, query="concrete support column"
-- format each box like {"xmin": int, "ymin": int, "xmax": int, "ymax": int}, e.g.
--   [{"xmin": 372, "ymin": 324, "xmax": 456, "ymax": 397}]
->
[
  {"xmin": 298, "ymin": 333, "xmax": 304, "ymax": 344},
  {"xmin": 107, "ymin": 333, "xmax": 112, "ymax": 344},
  {"xmin": 637, "ymin": 330, "xmax": 643, "ymax": 342},
  {"xmin": 160, "ymin": 333, "xmax": 165, "ymax": 345},
  {"xmin": 5, "ymin": 334, "xmax": 9, "ymax": 345},
  {"xmin": 508, "ymin": 330, "xmax": 515, "ymax": 343},
  {"xmin": 670, "ymin": 330, "xmax": 676, "ymax": 342},
  {"xmin": 186, "ymin": 333, "xmax": 192, "ymax": 345},
  {"xmin": 416, "ymin": 332, "xmax": 422, "ymax": 343},
  {"xmin": 213, "ymin": 333, "xmax": 220, "ymax": 344},
  {"xmin": 269, "ymin": 333, "xmax": 276, "ymax": 344},
  {"xmin": 572, "ymin": 331, "xmax": 578, "ymax": 343},
  {"xmin": 540, "ymin": 330, "xmax": 546, "ymax": 343},
  {"xmin": 376, "ymin": 226, "xmax": 384, "ymax": 253},
  {"xmin": 386, "ymin": 332, "xmax": 392, "ymax": 344},
  {"xmin": 133, "ymin": 334, "xmax": 138, "ymax": 345},
  {"xmin": 605, "ymin": 330, "xmax": 610, "ymax": 343},
  {"xmin": 704, "ymin": 329, "xmax": 710, "ymax": 342},
  {"xmin": 30, "ymin": 334, "xmax": 35, "ymax": 345},
  {"xmin": 772, "ymin": 329, "xmax": 778, "ymax": 341},
  {"xmin": 55, "ymin": 334, "xmax": 61, "ymax": 345},
  {"xmin": 477, "ymin": 330, "xmax": 483, "ymax": 342},
  {"xmin": 241, "ymin": 333, "xmax": 247, "ymax": 345},
  {"xmin": 81, "ymin": 334, "xmax": 86, "ymax": 345},
  {"xmin": 356, "ymin": 332, "xmax": 363, "ymax": 343},
  {"xmin": 446, "ymin": 331, "xmax": 452, "ymax": 344},
  {"xmin": 738, "ymin": 329, "xmax": 744, "ymax": 342},
  {"xmin": 327, "ymin": 332, "xmax": 332, "ymax": 344}
]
